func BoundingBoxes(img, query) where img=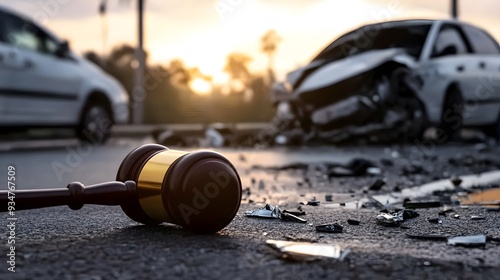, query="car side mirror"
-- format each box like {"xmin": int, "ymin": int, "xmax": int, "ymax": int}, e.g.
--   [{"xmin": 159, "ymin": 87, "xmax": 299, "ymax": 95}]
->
[
  {"xmin": 437, "ymin": 45, "xmax": 458, "ymax": 57},
  {"xmin": 56, "ymin": 40, "xmax": 70, "ymax": 58}
]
